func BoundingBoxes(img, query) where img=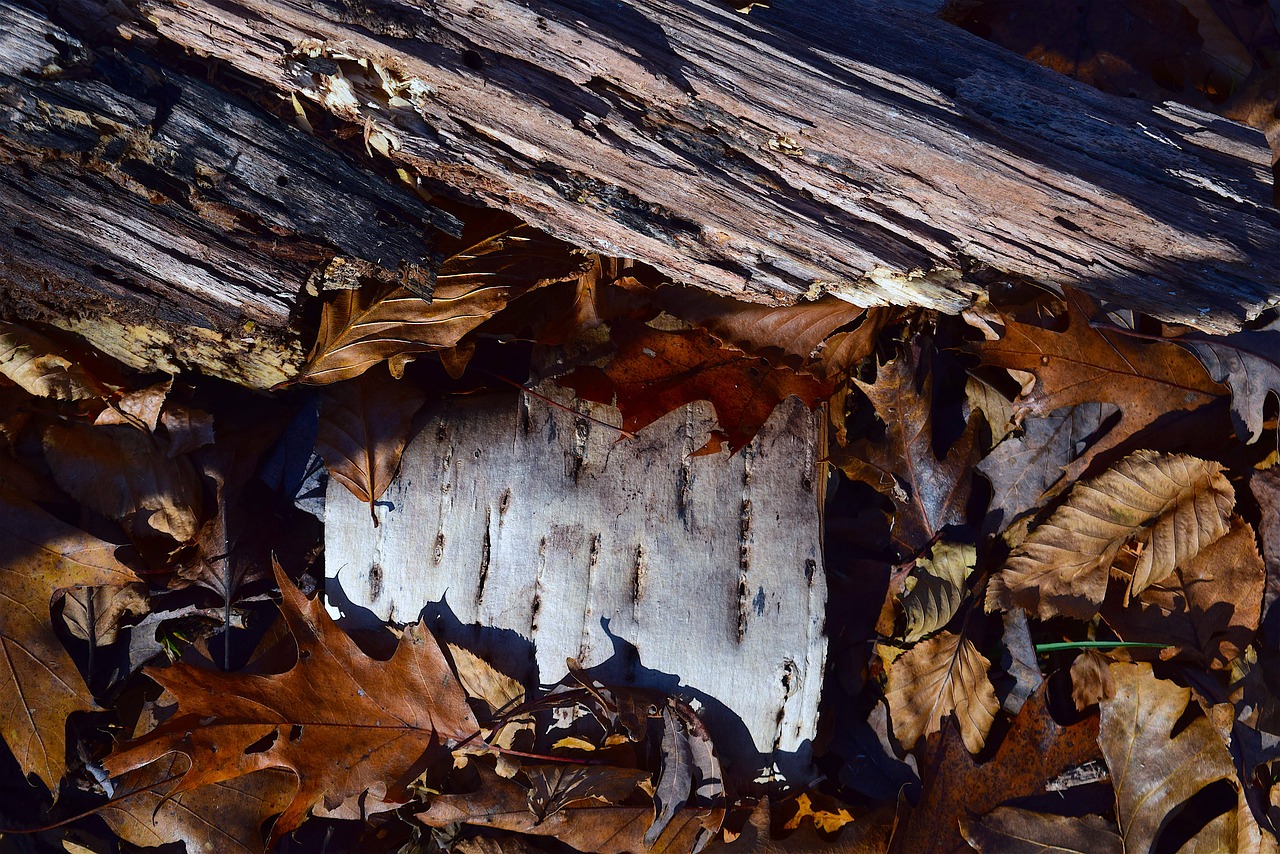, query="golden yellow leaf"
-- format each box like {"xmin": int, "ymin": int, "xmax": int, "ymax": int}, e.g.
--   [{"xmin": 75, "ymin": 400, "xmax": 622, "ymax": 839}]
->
[{"xmin": 900, "ymin": 542, "xmax": 975, "ymax": 643}]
